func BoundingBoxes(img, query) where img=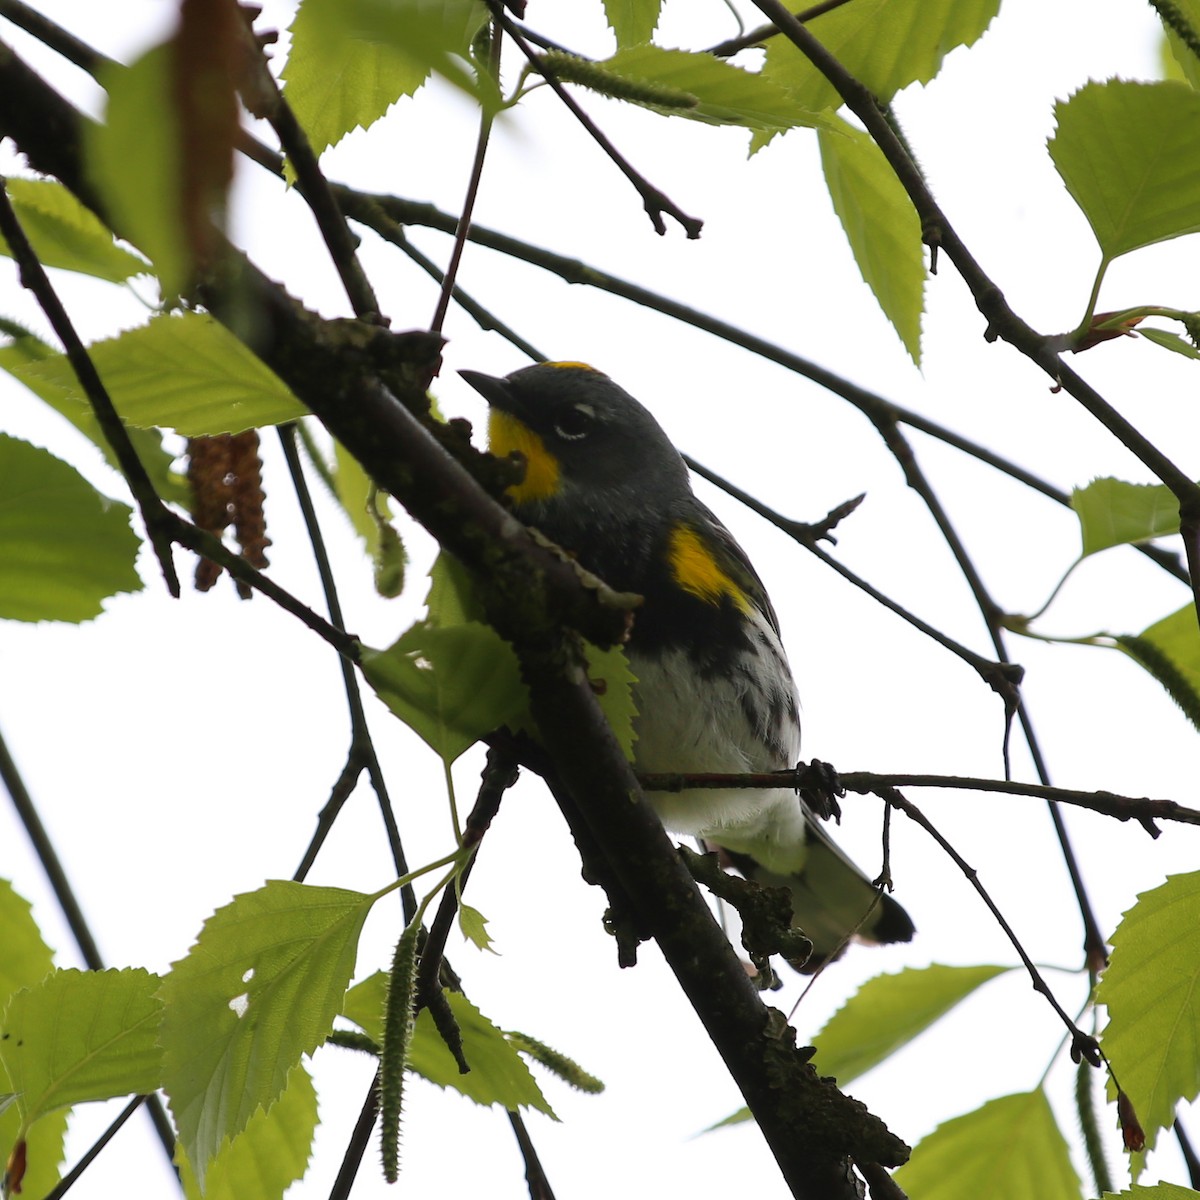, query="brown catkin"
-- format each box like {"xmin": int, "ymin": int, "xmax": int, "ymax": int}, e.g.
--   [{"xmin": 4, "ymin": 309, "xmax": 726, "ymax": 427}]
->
[
  {"xmin": 187, "ymin": 434, "xmax": 235, "ymax": 591},
  {"xmin": 228, "ymin": 429, "xmax": 271, "ymax": 570},
  {"xmin": 186, "ymin": 430, "xmax": 272, "ymax": 594}
]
